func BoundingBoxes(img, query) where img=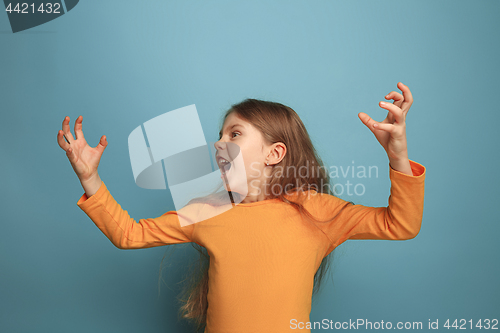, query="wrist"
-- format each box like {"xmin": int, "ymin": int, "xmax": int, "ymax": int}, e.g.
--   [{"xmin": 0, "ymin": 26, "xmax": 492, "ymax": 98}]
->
[
  {"xmin": 80, "ymin": 173, "xmax": 102, "ymax": 197},
  {"xmin": 389, "ymin": 156, "xmax": 412, "ymax": 176}
]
